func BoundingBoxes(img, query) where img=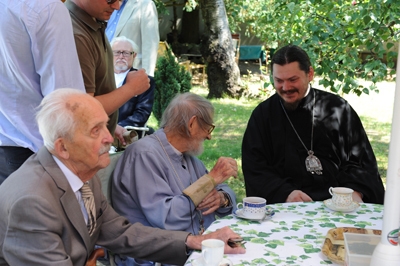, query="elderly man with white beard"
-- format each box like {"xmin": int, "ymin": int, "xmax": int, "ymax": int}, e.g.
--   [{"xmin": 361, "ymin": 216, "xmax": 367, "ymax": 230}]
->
[
  {"xmin": 111, "ymin": 36, "xmax": 155, "ymax": 131},
  {"xmin": 111, "ymin": 92, "xmax": 237, "ymax": 266}
]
